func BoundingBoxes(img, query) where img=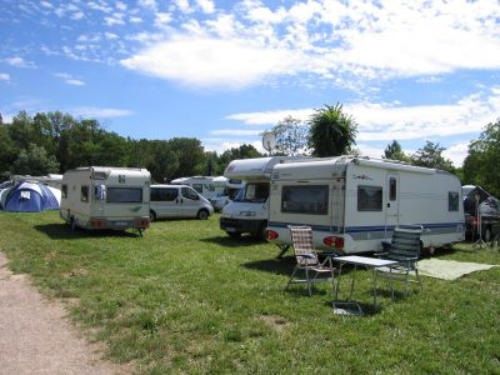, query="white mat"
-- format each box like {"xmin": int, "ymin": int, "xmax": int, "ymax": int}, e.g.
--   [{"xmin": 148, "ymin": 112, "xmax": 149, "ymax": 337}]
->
[{"xmin": 417, "ymin": 258, "xmax": 497, "ymax": 280}]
